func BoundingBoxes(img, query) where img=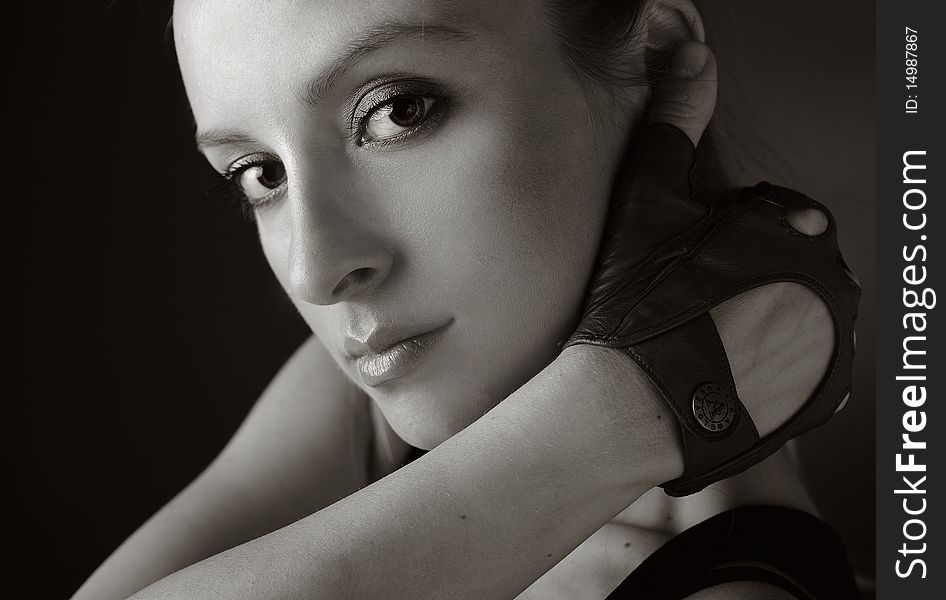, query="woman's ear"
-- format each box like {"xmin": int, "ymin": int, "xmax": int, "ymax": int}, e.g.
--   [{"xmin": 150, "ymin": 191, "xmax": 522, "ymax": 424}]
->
[
  {"xmin": 570, "ymin": 0, "xmax": 712, "ymax": 155},
  {"xmin": 636, "ymin": 0, "xmax": 705, "ymax": 76},
  {"xmin": 639, "ymin": 0, "xmax": 705, "ymax": 46}
]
